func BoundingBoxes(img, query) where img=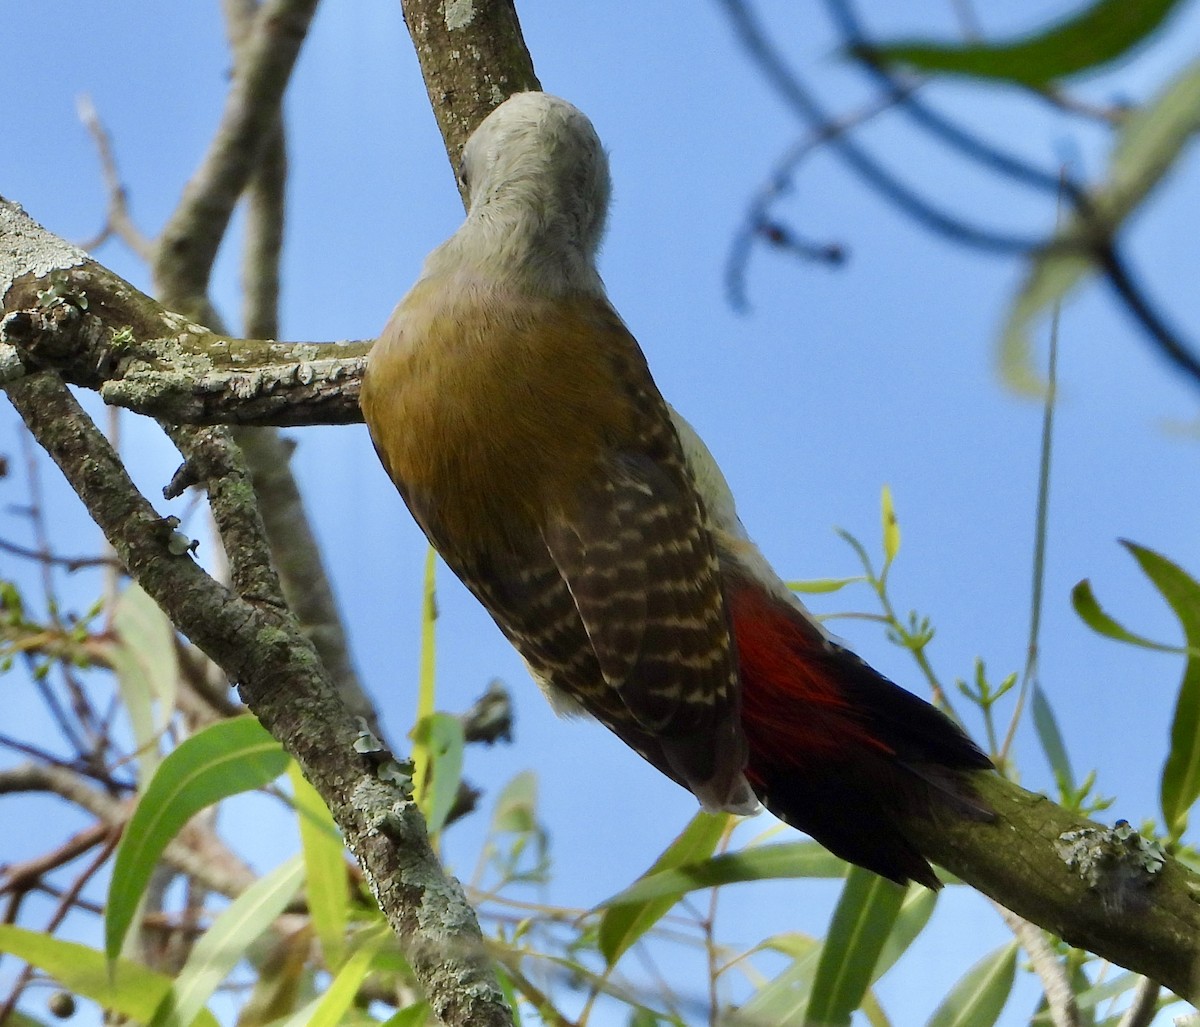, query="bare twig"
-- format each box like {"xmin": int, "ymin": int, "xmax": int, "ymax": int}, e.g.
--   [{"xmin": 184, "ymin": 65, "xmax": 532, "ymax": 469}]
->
[
  {"xmin": 994, "ymin": 903, "xmax": 1081, "ymax": 1027},
  {"xmin": 76, "ymin": 94, "xmax": 155, "ymax": 260}
]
